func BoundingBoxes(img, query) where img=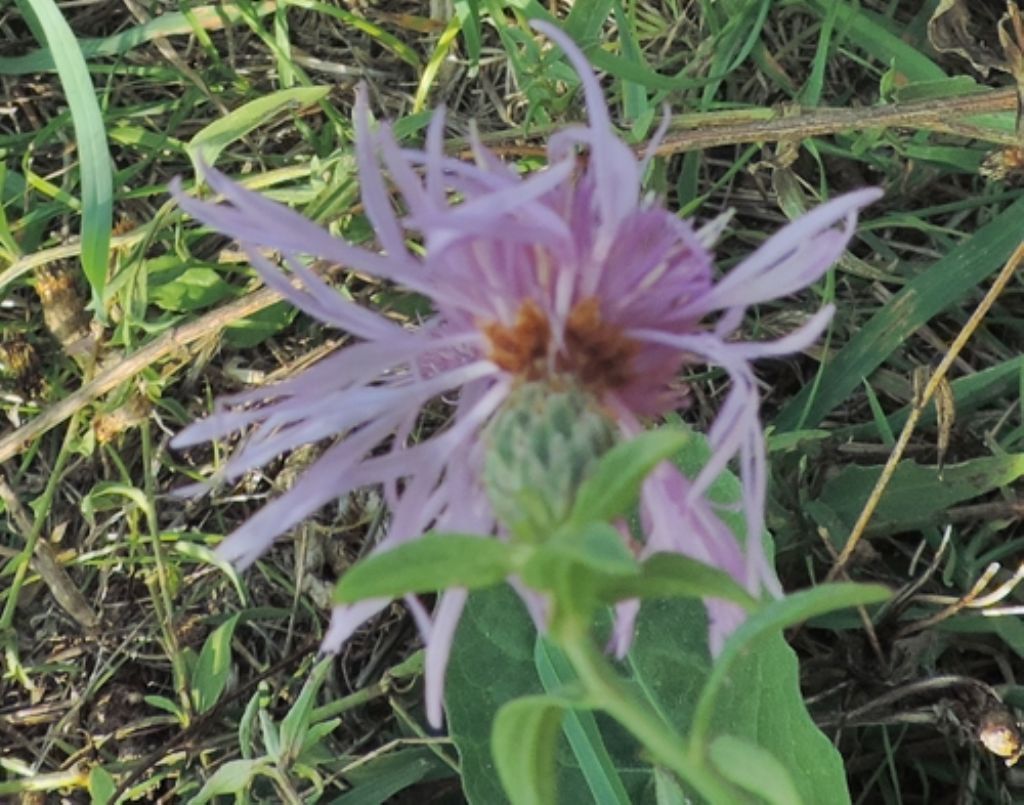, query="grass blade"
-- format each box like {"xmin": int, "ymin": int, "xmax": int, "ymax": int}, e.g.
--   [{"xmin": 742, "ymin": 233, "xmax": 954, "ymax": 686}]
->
[
  {"xmin": 775, "ymin": 195, "xmax": 1024, "ymax": 431},
  {"xmin": 17, "ymin": 0, "xmax": 113, "ymax": 303}
]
